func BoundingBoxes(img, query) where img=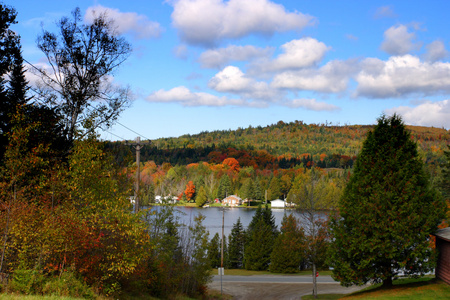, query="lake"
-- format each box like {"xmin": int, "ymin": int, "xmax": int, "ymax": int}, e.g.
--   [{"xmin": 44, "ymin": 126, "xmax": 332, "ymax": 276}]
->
[{"xmin": 145, "ymin": 206, "xmax": 322, "ymax": 239}]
